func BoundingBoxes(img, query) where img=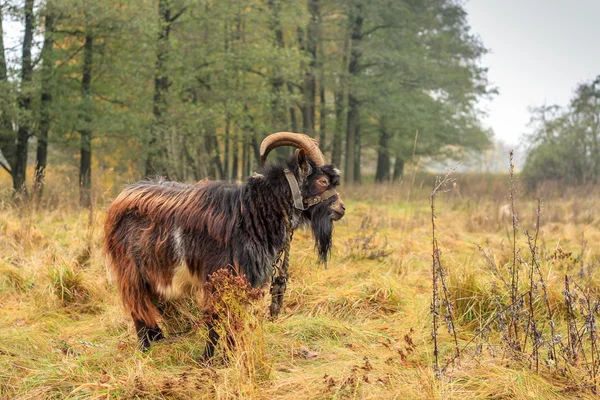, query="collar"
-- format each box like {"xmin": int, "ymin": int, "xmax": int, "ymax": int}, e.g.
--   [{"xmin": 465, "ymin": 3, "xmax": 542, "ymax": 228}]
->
[{"xmin": 284, "ymin": 169, "xmax": 338, "ymax": 211}]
